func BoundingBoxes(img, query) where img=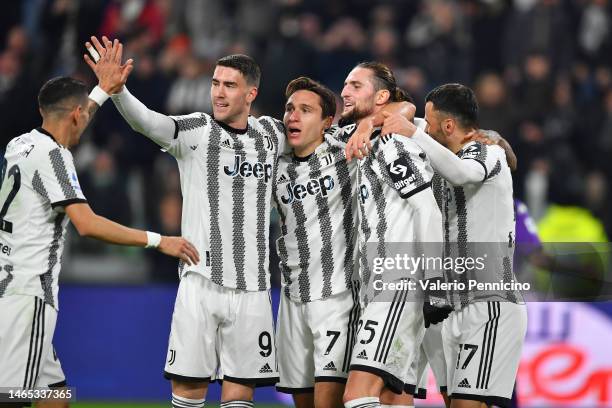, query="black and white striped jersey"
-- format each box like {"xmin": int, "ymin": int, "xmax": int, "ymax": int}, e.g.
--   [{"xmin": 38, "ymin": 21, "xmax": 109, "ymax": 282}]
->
[
  {"xmin": 0, "ymin": 128, "xmax": 87, "ymax": 310},
  {"xmin": 273, "ymin": 131, "xmax": 359, "ymax": 303},
  {"xmin": 432, "ymin": 141, "xmax": 518, "ymax": 306},
  {"xmin": 168, "ymin": 113, "xmax": 286, "ymax": 291},
  {"xmin": 357, "ymin": 132, "xmax": 442, "ymax": 304}
]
